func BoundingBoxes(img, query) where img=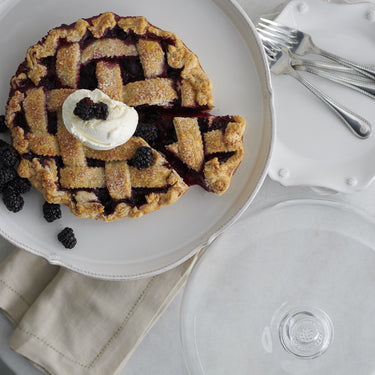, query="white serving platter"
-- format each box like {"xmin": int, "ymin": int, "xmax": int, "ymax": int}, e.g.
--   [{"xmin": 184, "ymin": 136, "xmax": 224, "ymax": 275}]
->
[{"xmin": 0, "ymin": 0, "xmax": 274, "ymax": 279}]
